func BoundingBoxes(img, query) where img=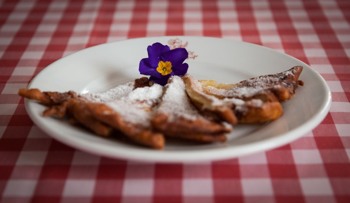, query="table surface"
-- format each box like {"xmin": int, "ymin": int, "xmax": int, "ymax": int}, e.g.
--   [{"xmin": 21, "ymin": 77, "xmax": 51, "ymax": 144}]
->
[{"xmin": 1, "ymin": 0, "xmax": 349, "ymax": 202}]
